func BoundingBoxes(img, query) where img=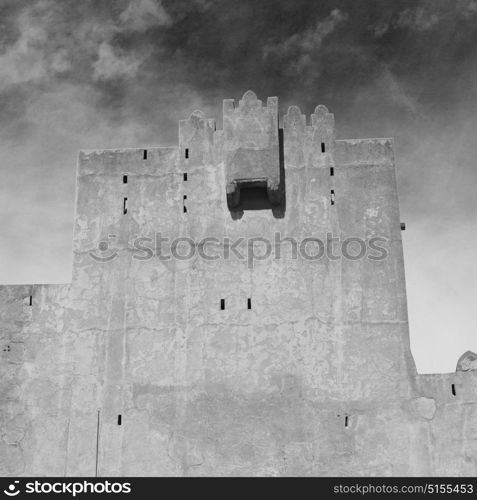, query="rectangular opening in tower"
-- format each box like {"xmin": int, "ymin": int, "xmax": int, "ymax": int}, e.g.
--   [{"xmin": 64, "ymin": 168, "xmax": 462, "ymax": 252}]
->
[
  {"xmin": 123, "ymin": 175, "xmax": 128, "ymax": 184},
  {"xmin": 143, "ymin": 149, "xmax": 147, "ymax": 160},
  {"xmin": 452, "ymin": 383, "xmax": 456, "ymax": 396},
  {"xmin": 345, "ymin": 416, "xmax": 349, "ymax": 428},
  {"xmin": 183, "ymin": 173, "xmax": 188, "ymax": 181},
  {"xmin": 117, "ymin": 415, "xmax": 122, "ymax": 426},
  {"xmin": 183, "ymin": 195, "xmax": 187, "ymax": 214},
  {"xmin": 331, "ymin": 190, "xmax": 335, "ymax": 205},
  {"xmin": 321, "ymin": 142, "xmax": 326, "ymax": 153},
  {"xmin": 29, "ymin": 296, "xmax": 32, "ymax": 306},
  {"xmin": 236, "ymin": 186, "xmax": 272, "ymax": 211},
  {"xmin": 185, "ymin": 148, "xmax": 189, "ymax": 159},
  {"xmin": 220, "ymin": 299, "xmax": 225, "ymax": 310},
  {"xmin": 330, "ymin": 167, "xmax": 334, "ymax": 176},
  {"xmin": 123, "ymin": 198, "xmax": 128, "ymax": 215},
  {"xmin": 247, "ymin": 298, "xmax": 251, "ymax": 310}
]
